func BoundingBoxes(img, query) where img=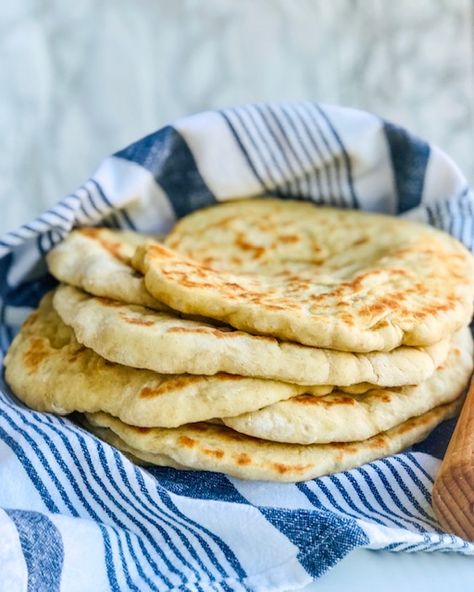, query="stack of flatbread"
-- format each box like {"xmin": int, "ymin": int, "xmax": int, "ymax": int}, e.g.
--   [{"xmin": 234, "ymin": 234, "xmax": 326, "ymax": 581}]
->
[{"xmin": 5, "ymin": 199, "xmax": 474, "ymax": 482}]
